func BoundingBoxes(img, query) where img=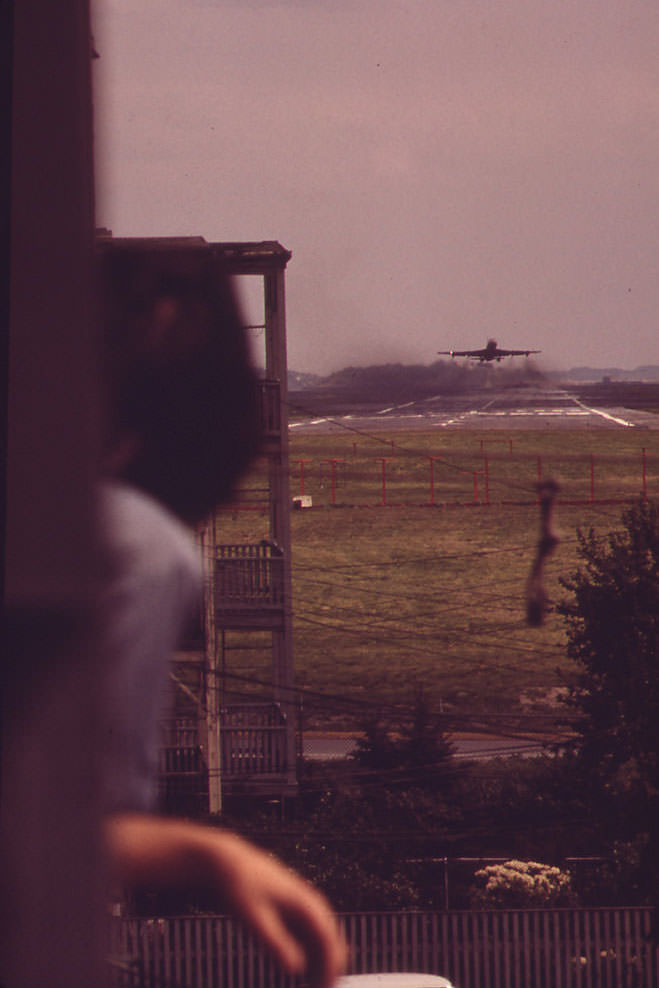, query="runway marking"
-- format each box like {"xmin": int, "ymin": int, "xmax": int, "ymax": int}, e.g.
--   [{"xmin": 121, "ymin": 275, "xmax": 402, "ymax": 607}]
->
[
  {"xmin": 289, "ymin": 394, "xmax": 645, "ymax": 431},
  {"xmin": 572, "ymin": 399, "xmax": 636, "ymax": 427},
  {"xmin": 290, "ymin": 417, "xmax": 331, "ymax": 428},
  {"xmin": 377, "ymin": 400, "xmax": 418, "ymax": 415}
]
